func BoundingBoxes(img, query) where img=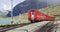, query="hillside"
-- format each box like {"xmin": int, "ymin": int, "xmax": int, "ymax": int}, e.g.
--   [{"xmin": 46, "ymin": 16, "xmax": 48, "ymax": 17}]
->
[
  {"xmin": 39, "ymin": 4, "xmax": 60, "ymax": 20},
  {"xmin": 0, "ymin": 13, "xmax": 28, "ymax": 20}
]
